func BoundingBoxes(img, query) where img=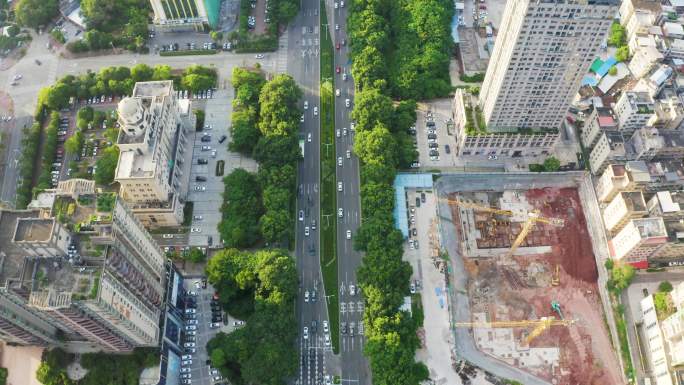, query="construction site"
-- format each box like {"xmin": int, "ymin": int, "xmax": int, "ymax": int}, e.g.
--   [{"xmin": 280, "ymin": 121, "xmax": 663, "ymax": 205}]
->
[{"xmin": 431, "ymin": 174, "xmax": 623, "ymax": 385}]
